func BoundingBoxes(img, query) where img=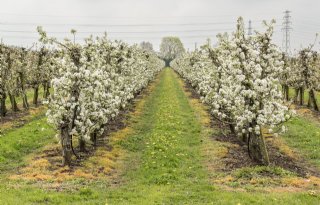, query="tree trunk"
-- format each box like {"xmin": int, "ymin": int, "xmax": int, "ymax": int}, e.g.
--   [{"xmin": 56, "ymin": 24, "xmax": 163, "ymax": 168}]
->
[
  {"xmin": 19, "ymin": 73, "xmax": 29, "ymax": 109},
  {"xmin": 45, "ymin": 84, "xmax": 50, "ymax": 99},
  {"xmin": 164, "ymin": 59, "xmax": 172, "ymax": 67},
  {"xmin": 8, "ymin": 93, "xmax": 19, "ymax": 112},
  {"xmin": 308, "ymin": 91, "xmax": 312, "ymax": 108},
  {"xmin": 282, "ymin": 85, "xmax": 286, "ymax": 100},
  {"xmin": 229, "ymin": 124, "xmax": 235, "ymax": 135},
  {"xmin": 309, "ymin": 89, "xmax": 319, "ymax": 111},
  {"xmin": 242, "ymin": 133, "xmax": 248, "ymax": 143},
  {"xmin": 43, "ymin": 83, "xmax": 46, "ymax": 98},
  {"xmin": 294, "ymin": 88, "xmax": 299, "ymax": 104},
  {"xmin": 284, "ymin": 85, "xmax": 289, "ymax": 101},
  {"xmin": 248, "ymin": 131, "xmax": 270, "ymax": 165},
  {"xmin": 33, "ymin": 85, "xmax": 39, "ymax": 106},
  {"xmin": 22, "ymin": 94, "xmax": 29, "ymax": 109},
  {"xmin": 299, "ymin": 87, "xmax": 304, "ymax": 106},
  {"xmin": 13, "ymin": 98, "xmax": 18, "ymax": 112},
  {"xmin": 43, "ymin": 82, "xmax": 50, "ymax": 99},
  {"xmin": 91, "ymin": 132, "xmax": 97, "ymax": 147},
  {"xmin": 61, "ymin": 126, "xmax": 72, "ymax": 166},
  {"xmin": 79, "ymin": 138, "xmax": 86, "ymax": 152},
  {"xmin": 0, "ymin": 96, "xmax": 6, "ymax": 117}
]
